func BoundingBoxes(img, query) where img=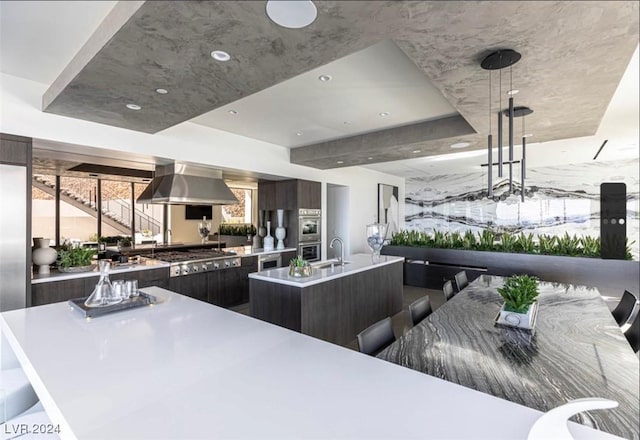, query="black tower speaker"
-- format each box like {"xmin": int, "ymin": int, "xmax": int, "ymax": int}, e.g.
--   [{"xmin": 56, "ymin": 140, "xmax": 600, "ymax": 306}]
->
[{"xmin": 600, "ymin": 182, "xmax": 627, "ymax": 259}]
